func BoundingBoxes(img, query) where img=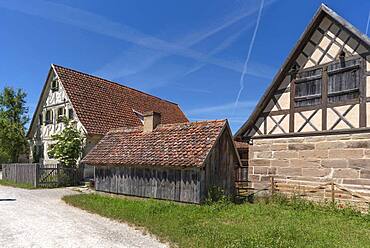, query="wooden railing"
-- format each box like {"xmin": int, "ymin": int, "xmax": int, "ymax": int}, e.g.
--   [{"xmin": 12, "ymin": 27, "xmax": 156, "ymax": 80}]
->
[{"xmin": 236, "ymin": 176, "xmax": 370, "ymax": 210}]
